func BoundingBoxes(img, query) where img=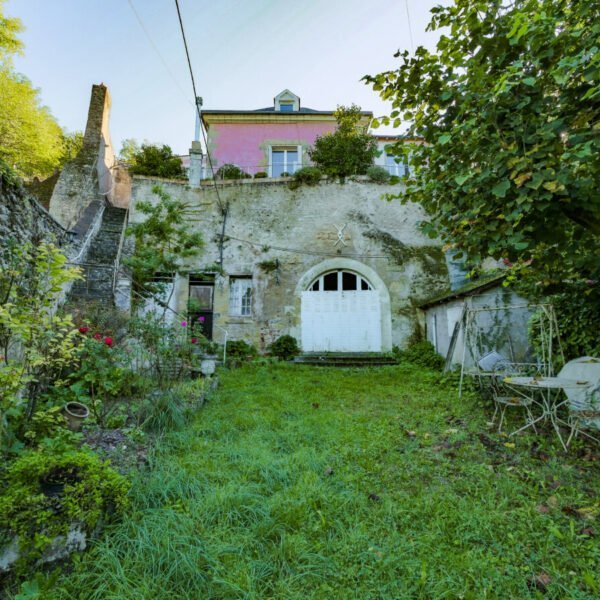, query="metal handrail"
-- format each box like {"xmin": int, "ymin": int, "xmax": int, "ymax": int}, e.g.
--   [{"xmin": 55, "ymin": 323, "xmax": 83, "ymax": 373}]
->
[{"xmin": 112, "ymin": 207, "xmax": 130, "ymax": 292}]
